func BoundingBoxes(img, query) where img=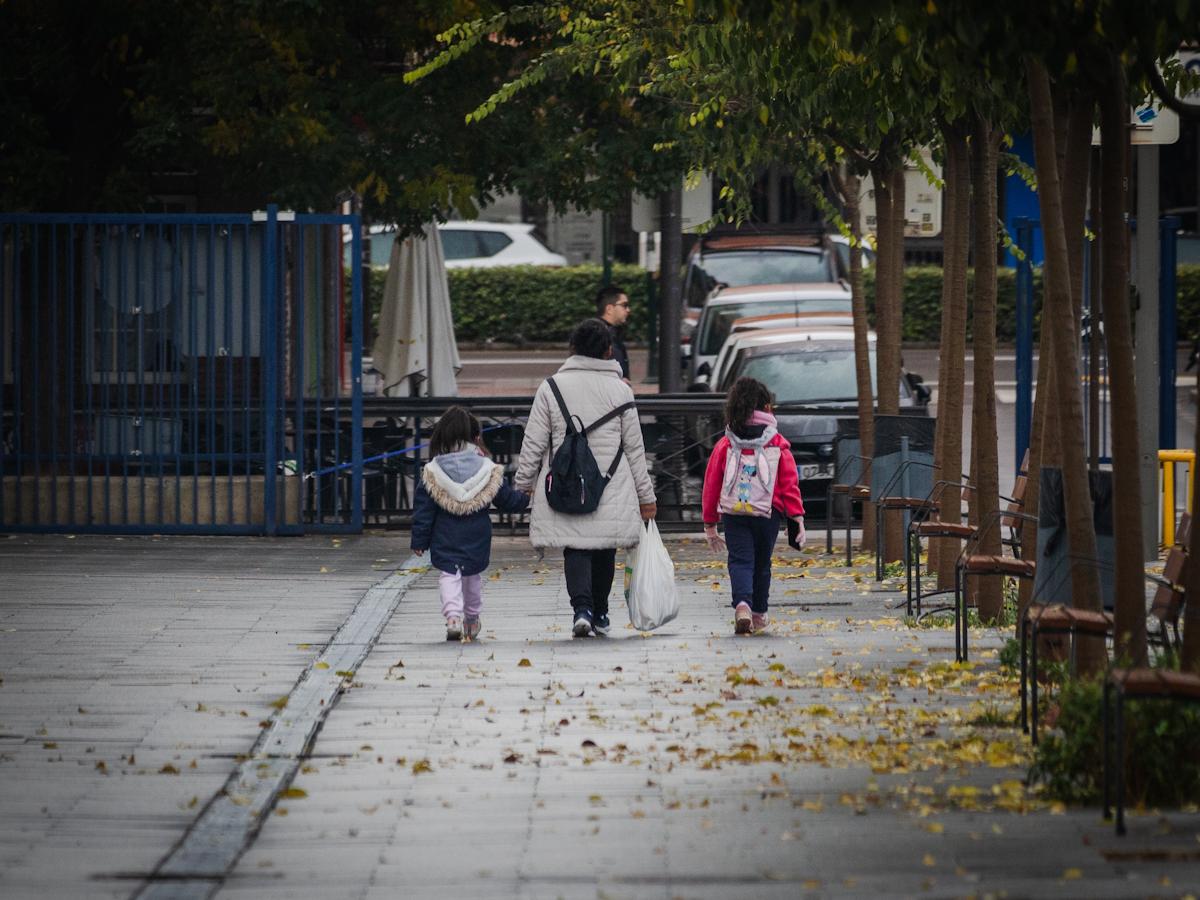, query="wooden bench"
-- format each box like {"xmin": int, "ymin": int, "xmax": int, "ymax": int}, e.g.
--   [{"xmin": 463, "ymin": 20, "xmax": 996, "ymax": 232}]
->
[
  {"xmin": 1103, "ymin": 666, "xmax": 1200, "ymax": 835},
  {"xmin": 953, "ymin": 511, "xmax": 1037, "ymax": 662},
  {"xmin": 1021, "ymin": 510, "xmax": 1192, "ymax": 743},
  {"xmin": 825, "ymin": 454, "xmax": 872, "ymax": 566},
  {"xmin": 906, "ymin": 449, "xmax": 1030, "ymax": 619}
]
